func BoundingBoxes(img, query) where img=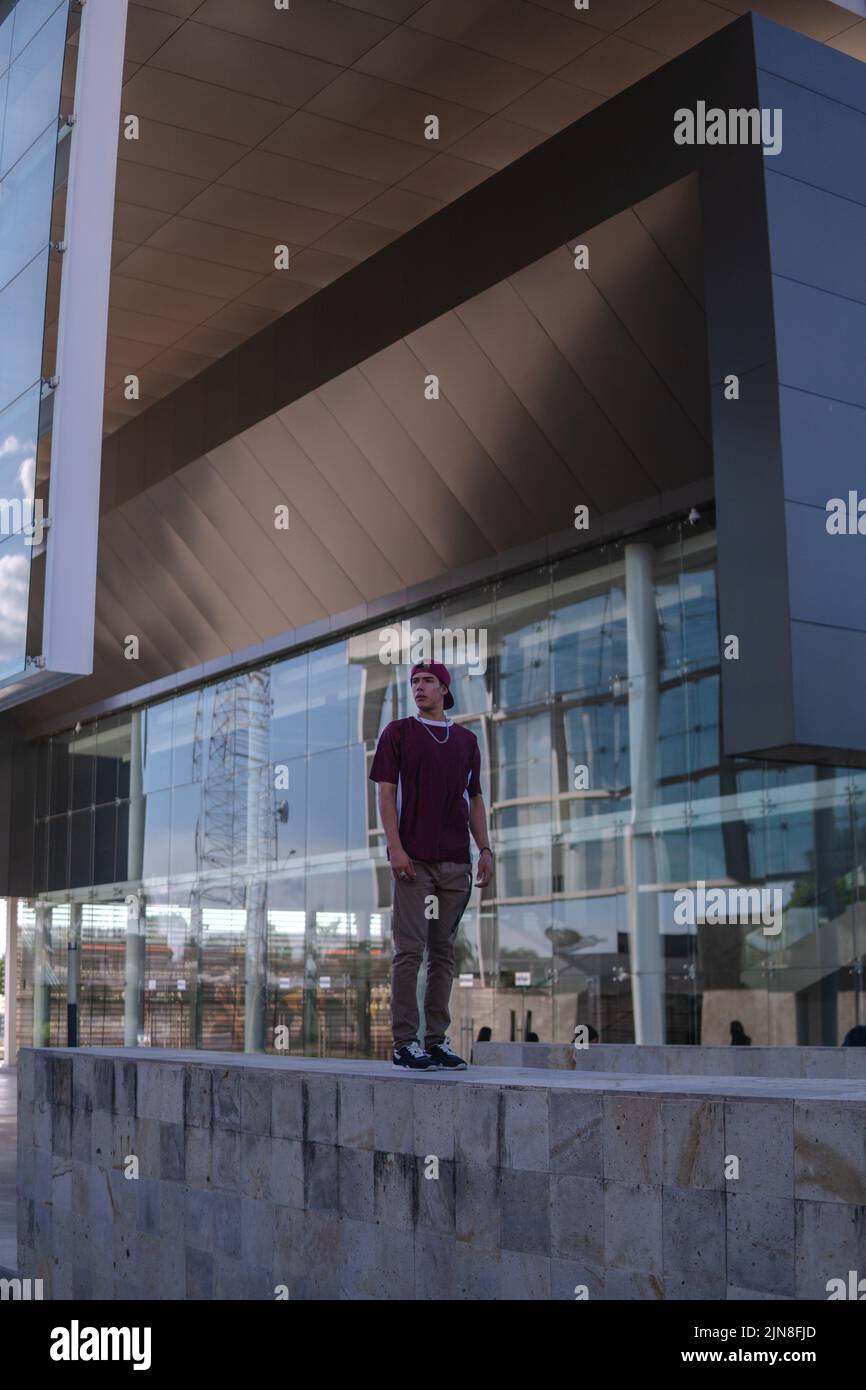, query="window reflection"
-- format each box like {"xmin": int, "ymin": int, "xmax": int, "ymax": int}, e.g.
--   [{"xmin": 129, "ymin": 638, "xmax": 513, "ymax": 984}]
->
[{"xmin": 28, "ymin": 527, "xmax": 866, "ymax": 1053}]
